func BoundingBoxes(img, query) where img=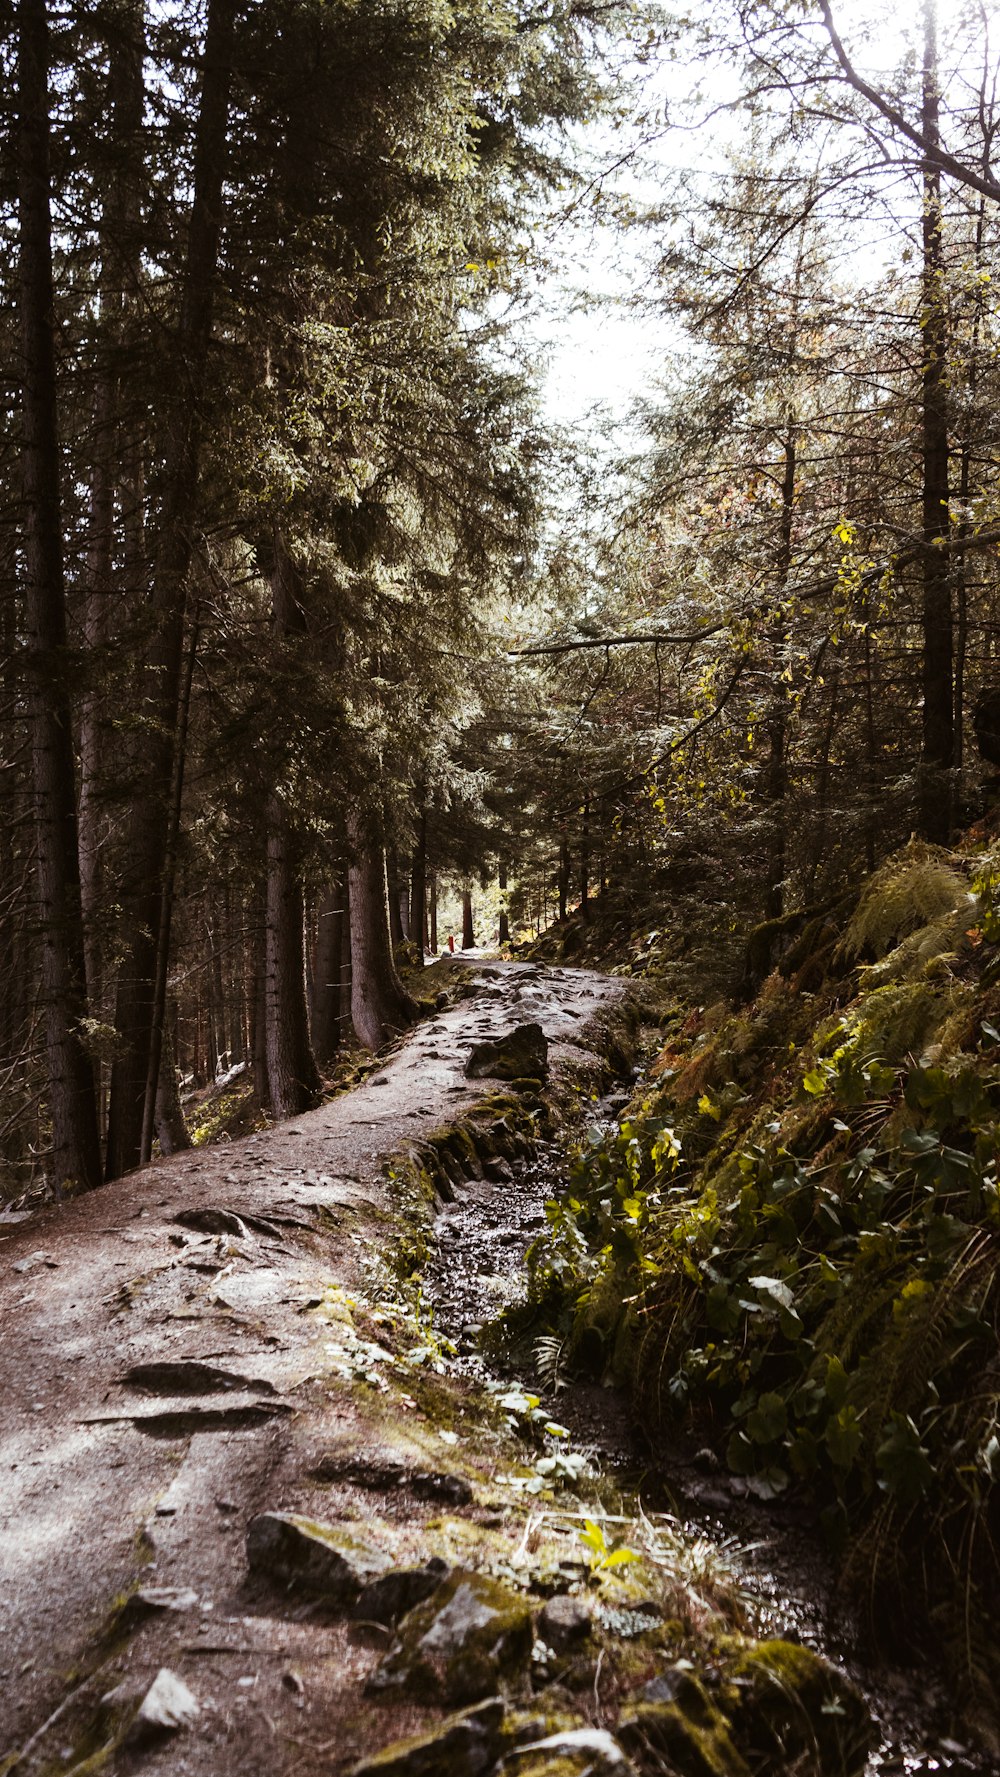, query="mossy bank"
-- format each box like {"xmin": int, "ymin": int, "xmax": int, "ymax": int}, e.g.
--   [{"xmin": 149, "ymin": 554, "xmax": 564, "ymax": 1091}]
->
[{"xmin": 520, "ymin": 839, "xmax": 1000, "ymax": 1754}]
